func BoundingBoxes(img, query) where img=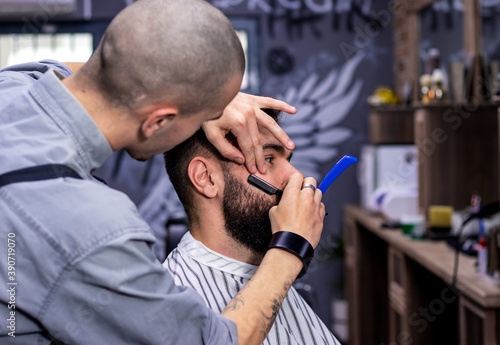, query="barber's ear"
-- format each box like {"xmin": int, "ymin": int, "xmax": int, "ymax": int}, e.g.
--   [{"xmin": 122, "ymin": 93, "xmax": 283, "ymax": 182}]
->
[
  {"xmin": 141, "ymin": 106, "xmax": 178, "ymax": 138},
  {"xmin": 188, "ymin": 158, "xmax": 220, "ymax": 199}
]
